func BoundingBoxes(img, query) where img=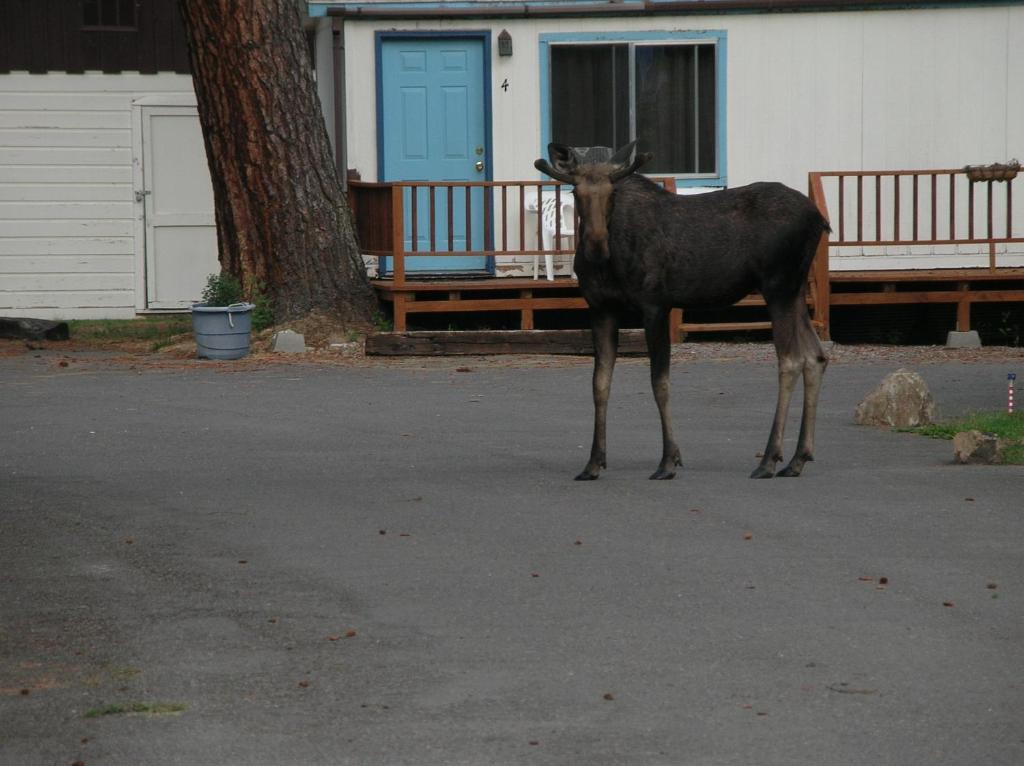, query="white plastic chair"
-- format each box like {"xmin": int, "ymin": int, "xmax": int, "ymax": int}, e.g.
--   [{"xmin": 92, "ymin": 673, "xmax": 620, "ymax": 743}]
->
[{"xmin": 524, "ymin": 190, "xmax": 575, "ymax": 280}]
